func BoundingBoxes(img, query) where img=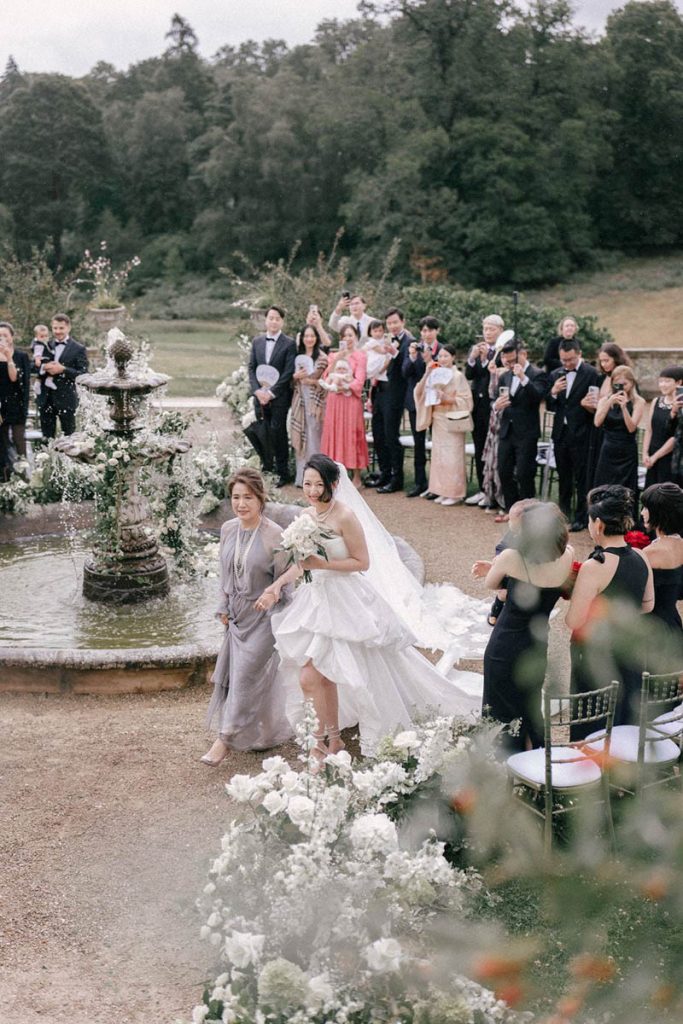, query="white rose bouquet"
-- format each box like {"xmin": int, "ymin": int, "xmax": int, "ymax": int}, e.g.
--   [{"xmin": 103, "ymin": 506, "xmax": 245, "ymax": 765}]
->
[{"xmin": 278, "ymin": 513, "xmax": 333, "ymax": 582}]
